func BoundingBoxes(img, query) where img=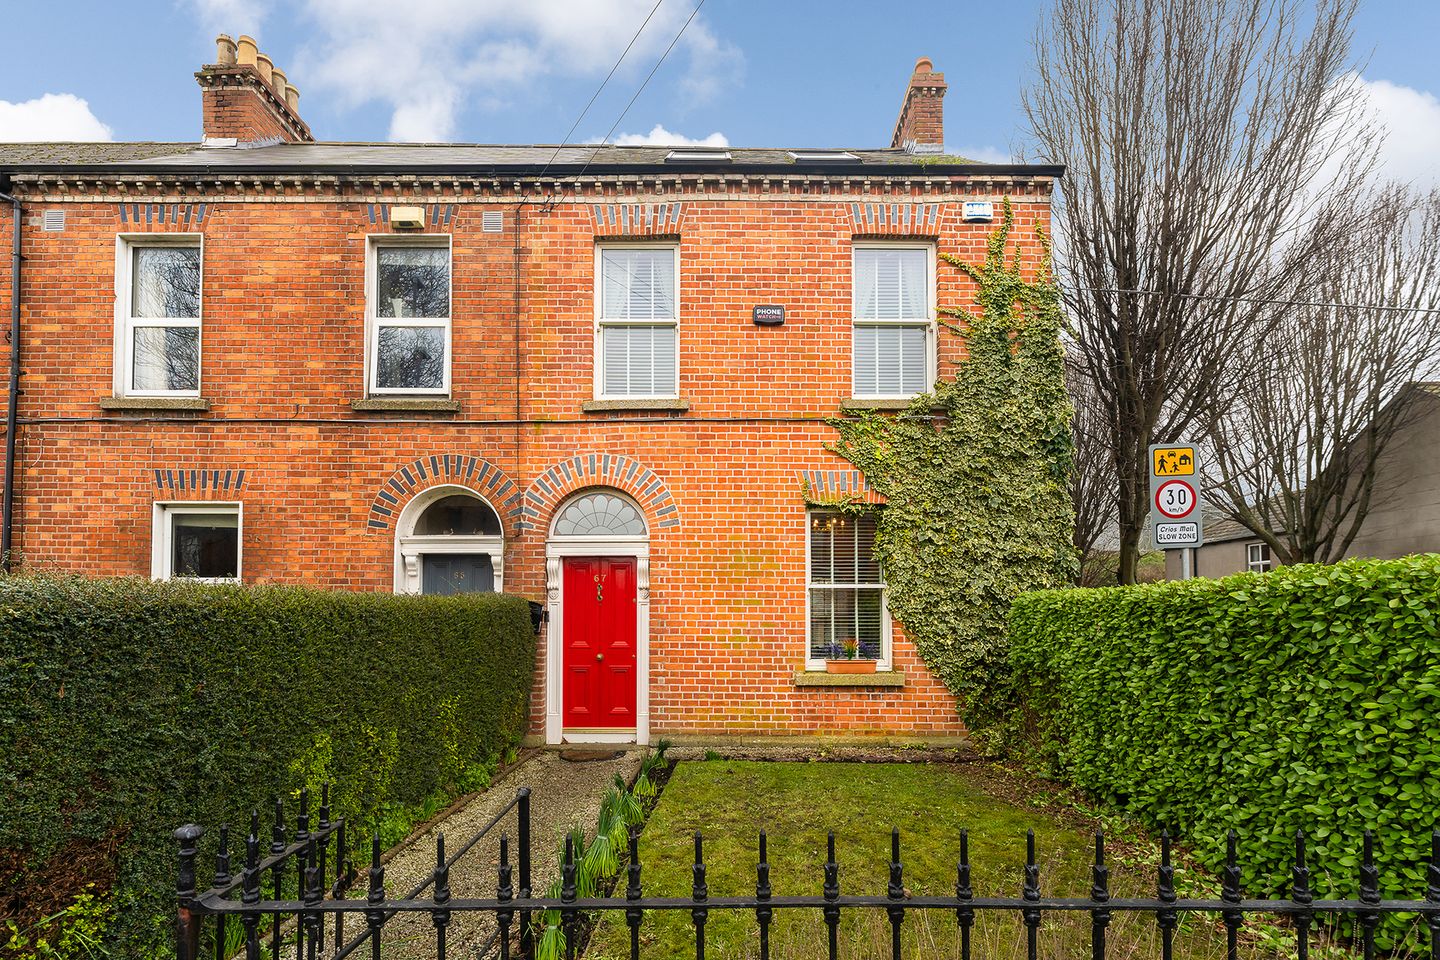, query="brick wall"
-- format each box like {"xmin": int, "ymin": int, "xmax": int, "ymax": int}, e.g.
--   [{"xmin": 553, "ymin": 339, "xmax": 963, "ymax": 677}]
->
[{"xmin": 3, "ymin": 180, "xmax": 1053, "ymax": 739}]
